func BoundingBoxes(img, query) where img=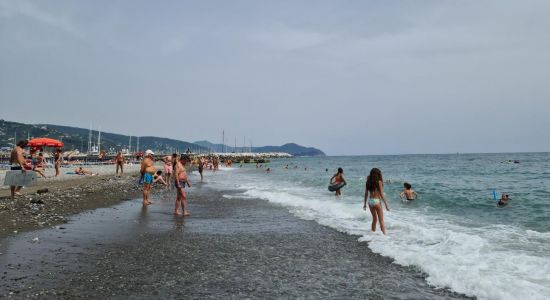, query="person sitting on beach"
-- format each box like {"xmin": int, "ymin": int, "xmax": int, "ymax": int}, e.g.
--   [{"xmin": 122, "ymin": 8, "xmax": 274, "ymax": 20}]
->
[
  {"xmin": 140, "ymin": 150, "xmax": 156, "ymax": 206},
  {"xmin": 10, "ymin": 140, "xmax": 28, "ymax": 198},
  {"xmin": 399, "ymin": 182, "xmax": 418, "ymax": 201},
  {"xmin": 330, "ymin": 168, "xmax": 347, "ymax": 196},
  {"xmin": 153, "ymin": 170, "xmax": 168, "ymax": 186},
  {"xmin": 74, "ymin": 167, "xmax": 96, "ymax": 176},
  {"xmin": 363, "ymin": 168, "xmax": 390, "ymax": 235},
  {"xmin": 173, "ymin": 155, "xmax": 191, "ymax": 216},
  {"xmin": 33, "ymin": 153, "xmax": 47, "ymax": 179},
  {"xmin": 115, "ymin": 151, "xmax": 124, "ymax": 176}
]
